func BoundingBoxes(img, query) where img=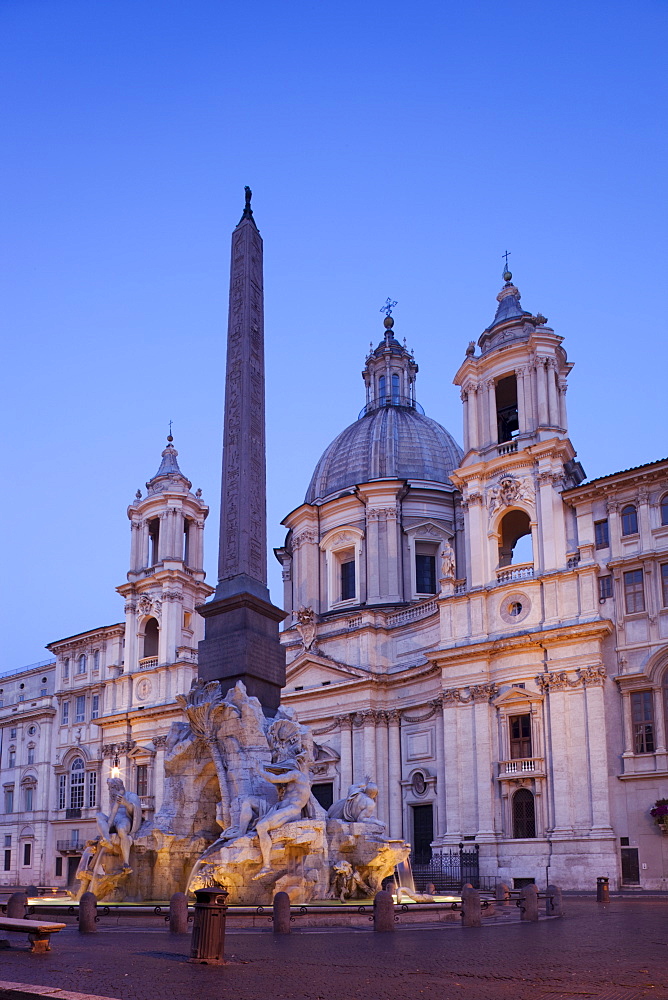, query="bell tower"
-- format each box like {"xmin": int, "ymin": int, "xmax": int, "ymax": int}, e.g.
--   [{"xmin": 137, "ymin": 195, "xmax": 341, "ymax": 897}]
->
[
  {"xmin": 452, "ymin": 267, "xmax": 585, "ymax": 590},
  {"xmin": 117, "ymin": 436, "xmax": 213, "ymax": 674}
]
